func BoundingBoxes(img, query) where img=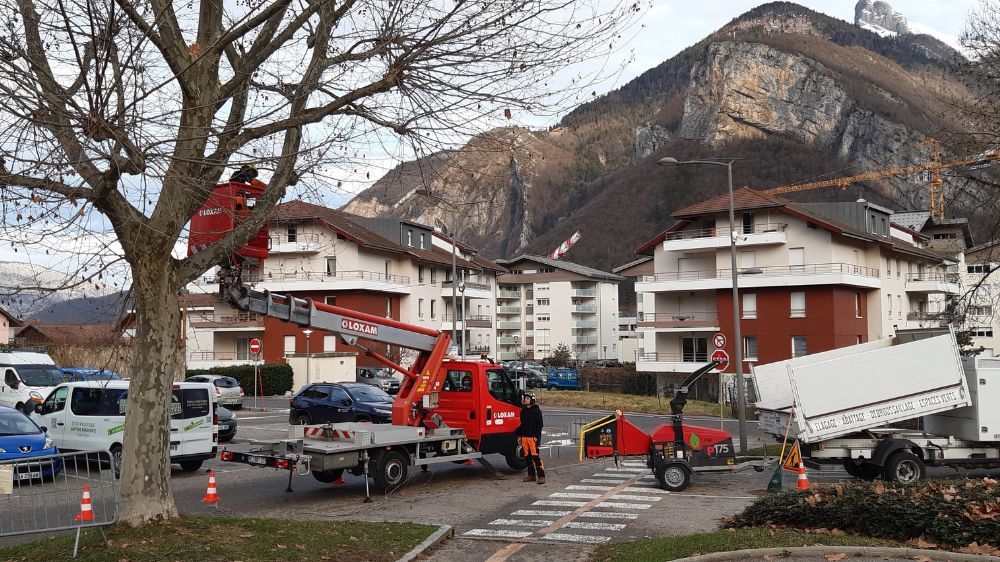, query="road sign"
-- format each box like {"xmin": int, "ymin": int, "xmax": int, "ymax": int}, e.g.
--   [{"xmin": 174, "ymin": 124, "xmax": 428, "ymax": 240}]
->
[
  {"xmin": 249, "ymin": 338, "xmax": 262, "ymax": 354},
  {"xmin": 713, "ymin": 332, "xmax": 727, "ymax": 349},
  {"xmin": 711, "ymin": 349, "xmax": 729, "ymax": 369},
  {"xmin": 782, "ymin": 441, "xmax": 802, "ymax": 472}
]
